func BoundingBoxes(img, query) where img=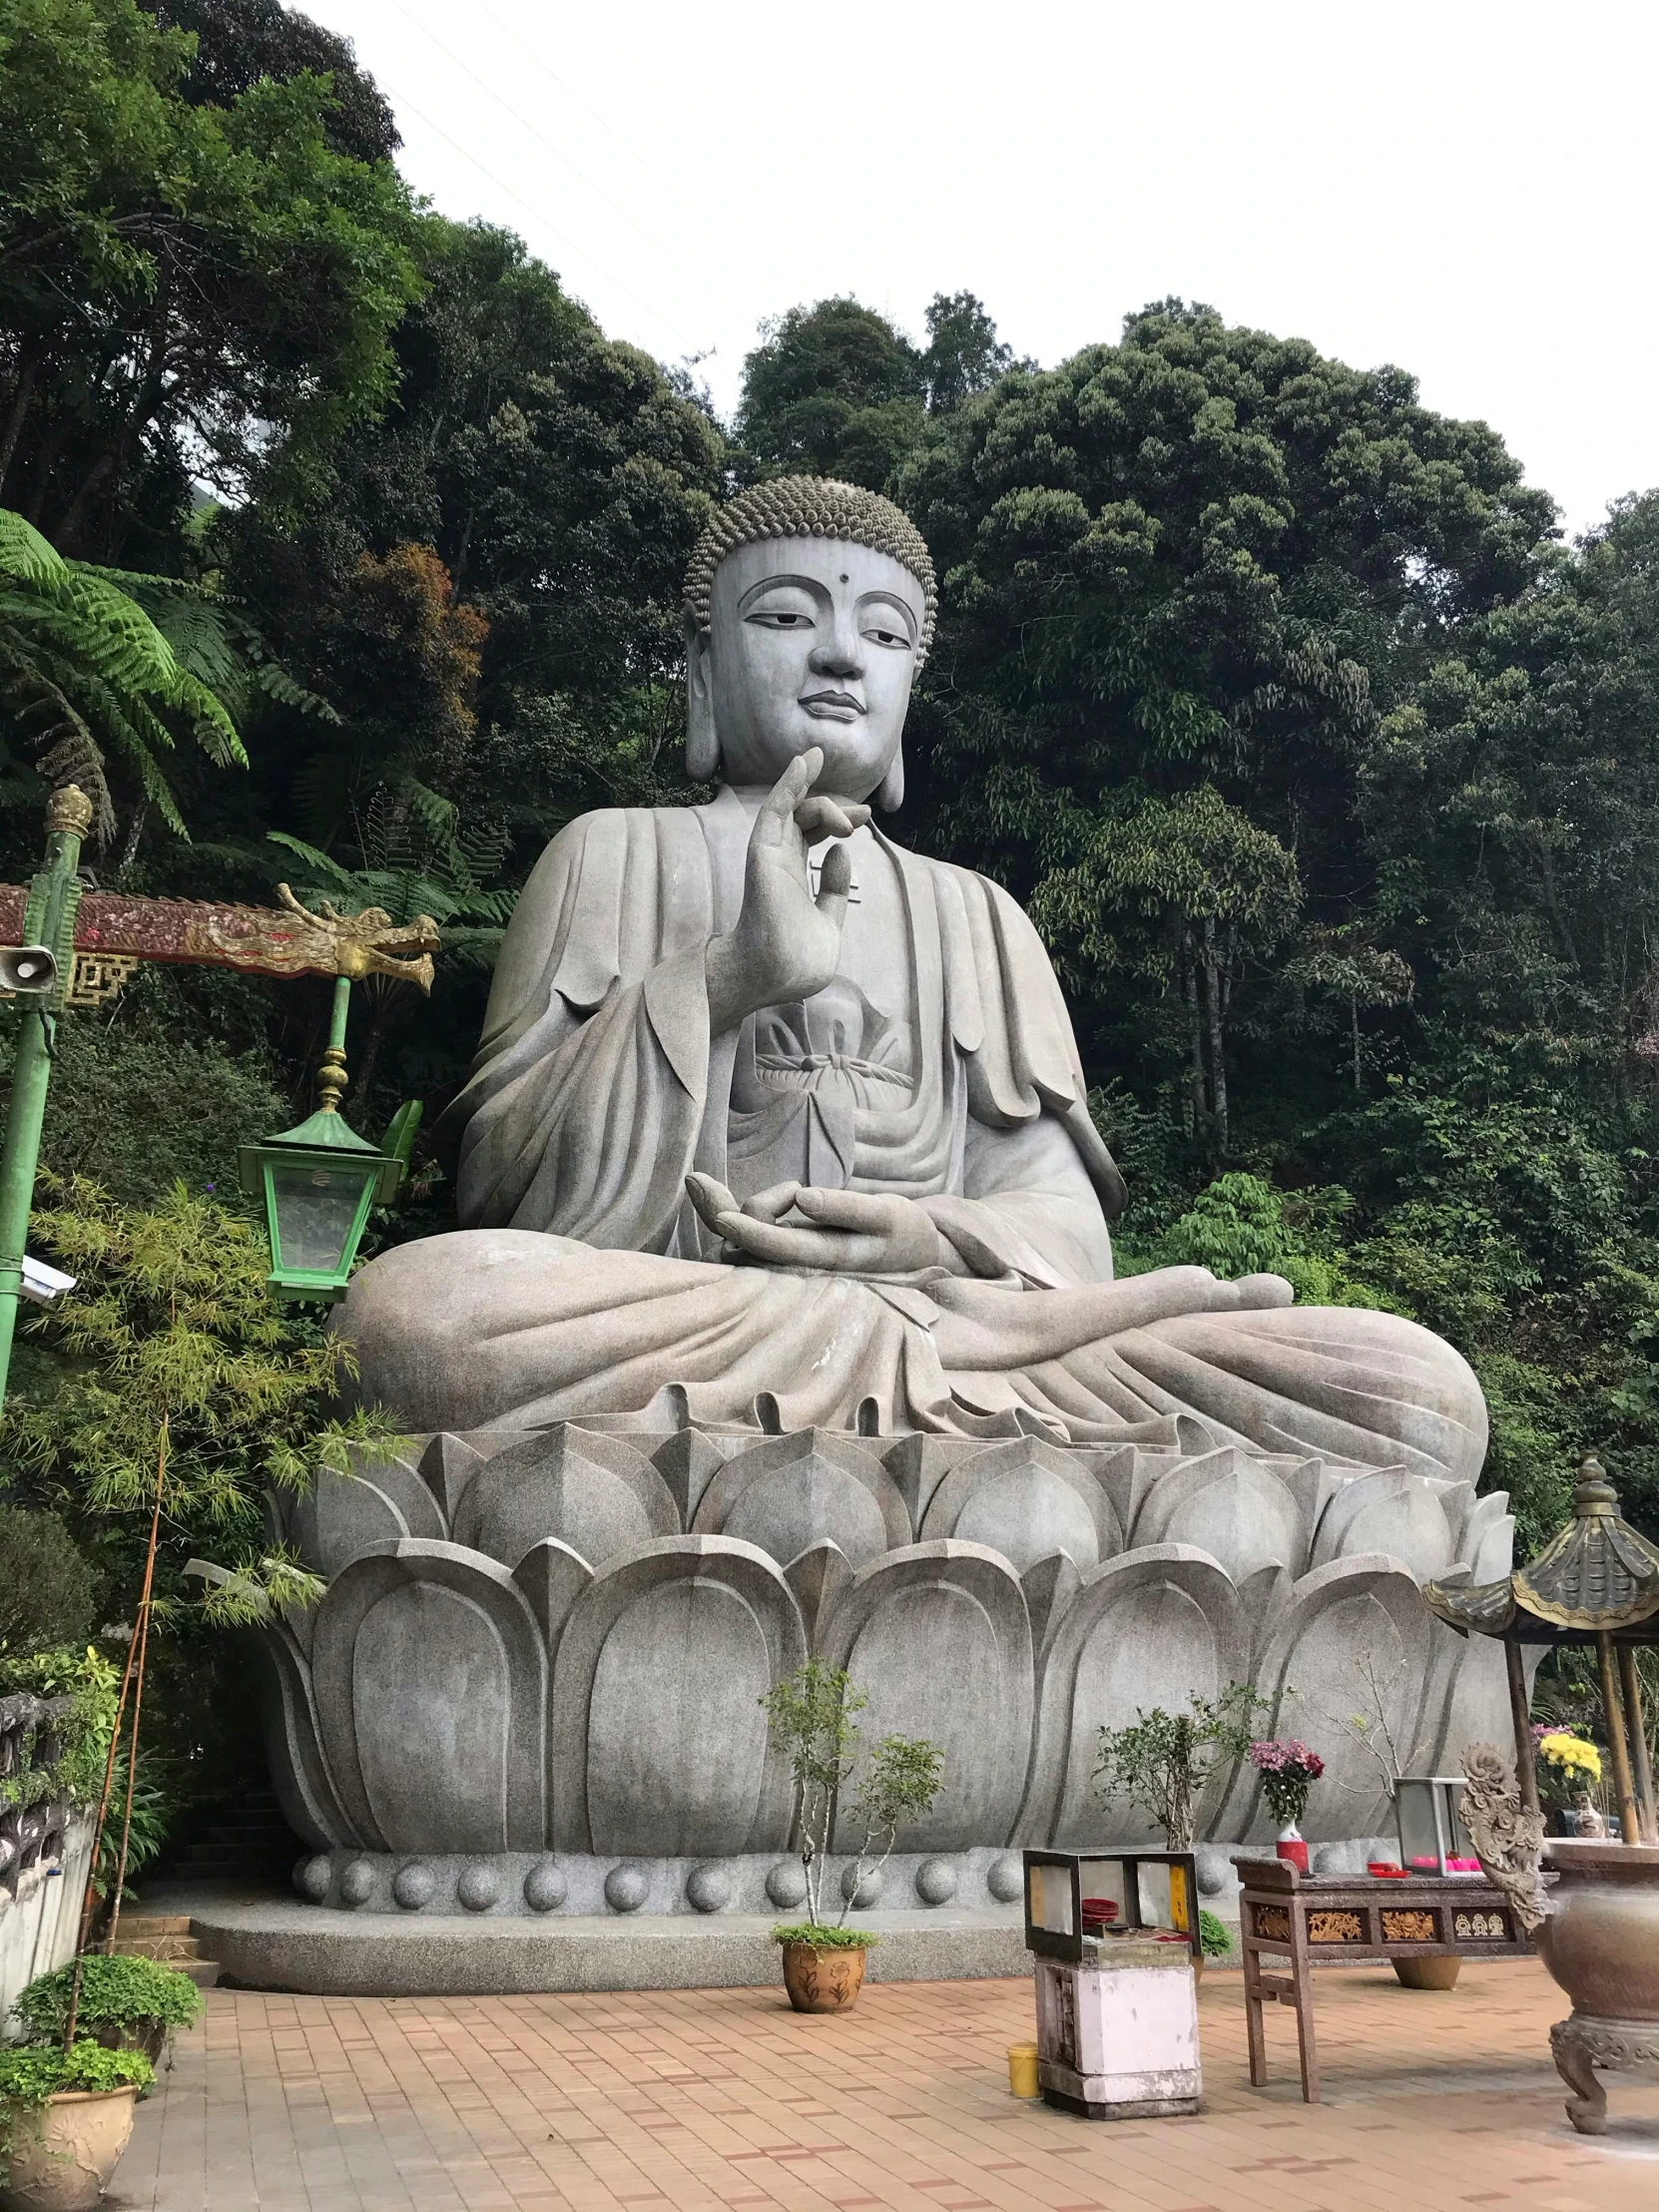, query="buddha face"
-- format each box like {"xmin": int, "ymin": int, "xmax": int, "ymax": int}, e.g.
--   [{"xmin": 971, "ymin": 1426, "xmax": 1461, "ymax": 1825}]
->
[{"xmin": 688, "ymin": 536, "xmax": 925, "ymax": 801}]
